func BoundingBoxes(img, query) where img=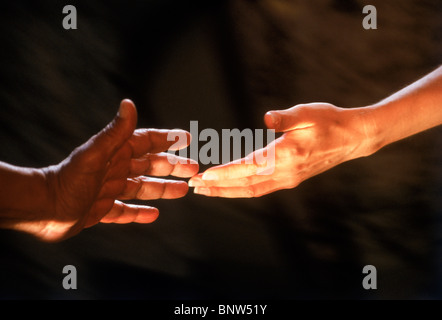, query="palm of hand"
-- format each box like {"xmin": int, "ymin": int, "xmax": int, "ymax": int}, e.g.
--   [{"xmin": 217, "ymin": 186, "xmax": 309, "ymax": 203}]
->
[
  {"xmin": 35, "ymin": 100, "xmax": 198, "ymax": 242},
  {"xmin": 190, "ymin": 103, "xmax": 364, "ymax": 198}
]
